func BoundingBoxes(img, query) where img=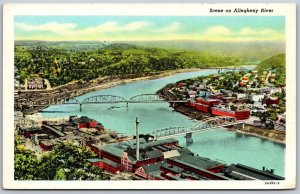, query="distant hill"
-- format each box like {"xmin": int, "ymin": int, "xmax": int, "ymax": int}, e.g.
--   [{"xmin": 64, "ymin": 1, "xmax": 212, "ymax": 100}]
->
[
  {"xmin": 15, "ymin": 40, "xmax": 109, "ymax": 51},
  {"xmin": 127, "ymin": 40, "xmax": 285, "ymax": 62},
  {"xmin": 16, "ymin": 40, "xmax": 285, "ymax": 62}
]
